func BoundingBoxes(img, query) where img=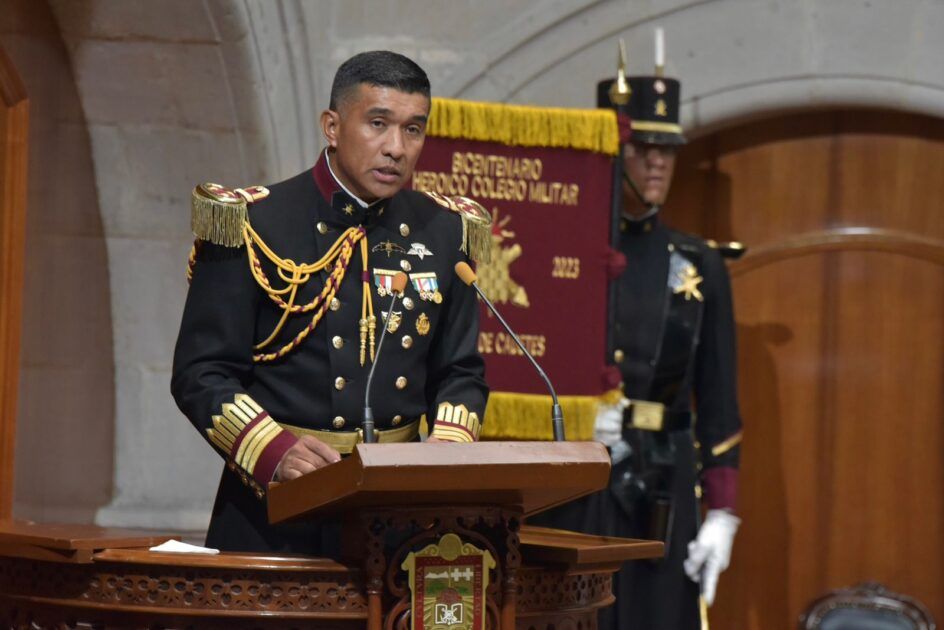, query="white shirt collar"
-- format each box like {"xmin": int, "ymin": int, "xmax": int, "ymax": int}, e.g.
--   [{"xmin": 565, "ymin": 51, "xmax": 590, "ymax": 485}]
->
[{"xmin": 325, "ymin": 151, "xmax": 370, "ymax": 209}]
